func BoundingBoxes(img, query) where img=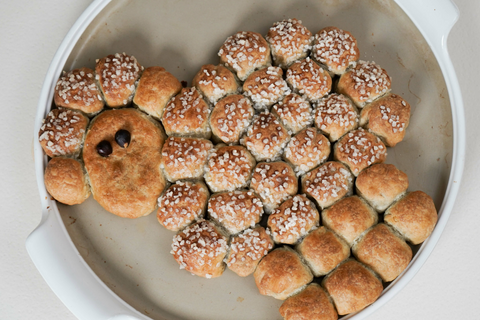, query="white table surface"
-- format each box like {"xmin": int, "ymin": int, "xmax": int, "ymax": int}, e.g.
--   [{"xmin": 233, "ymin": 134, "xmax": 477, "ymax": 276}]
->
[{"xmin": 1, "ymin": 0, "xmax": 478, "ymax": 319}]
